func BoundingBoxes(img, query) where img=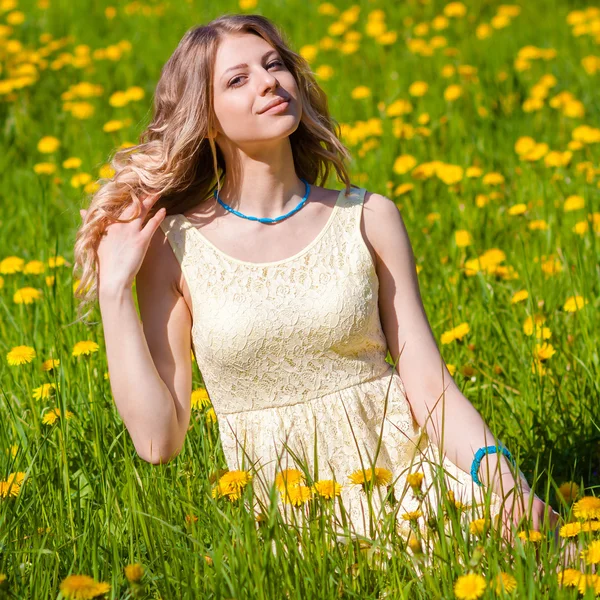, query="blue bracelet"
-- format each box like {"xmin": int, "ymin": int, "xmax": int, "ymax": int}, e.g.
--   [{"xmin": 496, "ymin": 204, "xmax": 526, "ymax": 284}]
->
[{"xmin": 470, "ymin": 445, "xmax": 516, "ymax": 487}]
